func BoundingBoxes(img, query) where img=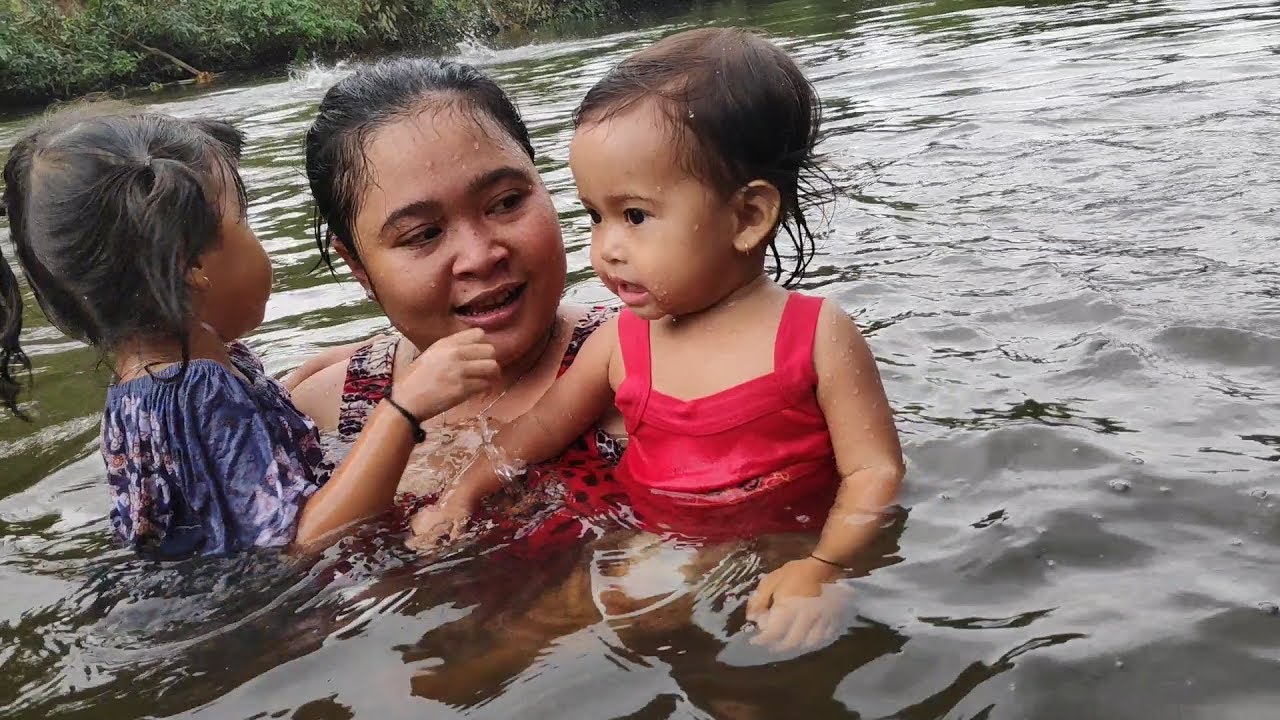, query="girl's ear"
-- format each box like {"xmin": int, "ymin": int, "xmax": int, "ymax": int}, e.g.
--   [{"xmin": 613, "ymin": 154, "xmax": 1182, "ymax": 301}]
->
[
  {"xmin": 731, "ymin": 180, "xmax": 783, "ymax": 254},
  {"xmin": 331, "ymin": 237, "xmax": 377, "ymax": 301},
  {"xmin": 186, "ymin": 261, "xmax": 213, "ymax": 292}
]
